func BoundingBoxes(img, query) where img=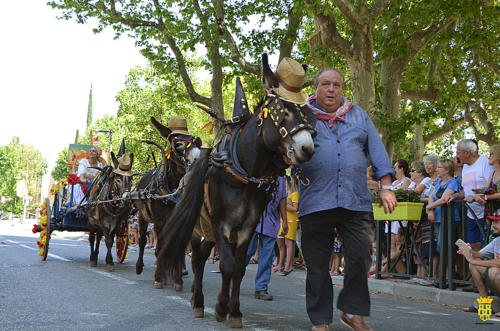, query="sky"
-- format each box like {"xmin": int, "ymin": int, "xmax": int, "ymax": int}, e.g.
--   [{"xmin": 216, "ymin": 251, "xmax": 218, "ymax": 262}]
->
[{"xmin": 0, "ymin": 1, "xmax": 147, "ymax": 172}]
